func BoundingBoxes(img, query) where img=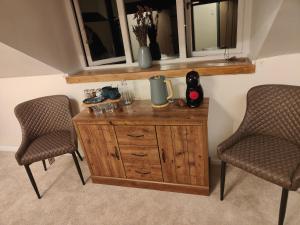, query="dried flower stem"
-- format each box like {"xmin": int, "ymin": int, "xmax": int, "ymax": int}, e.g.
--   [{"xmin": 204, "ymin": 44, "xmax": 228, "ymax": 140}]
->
[{"xmin": 132, "ymin": 5, "xmax": 152, "ymax": 47}]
